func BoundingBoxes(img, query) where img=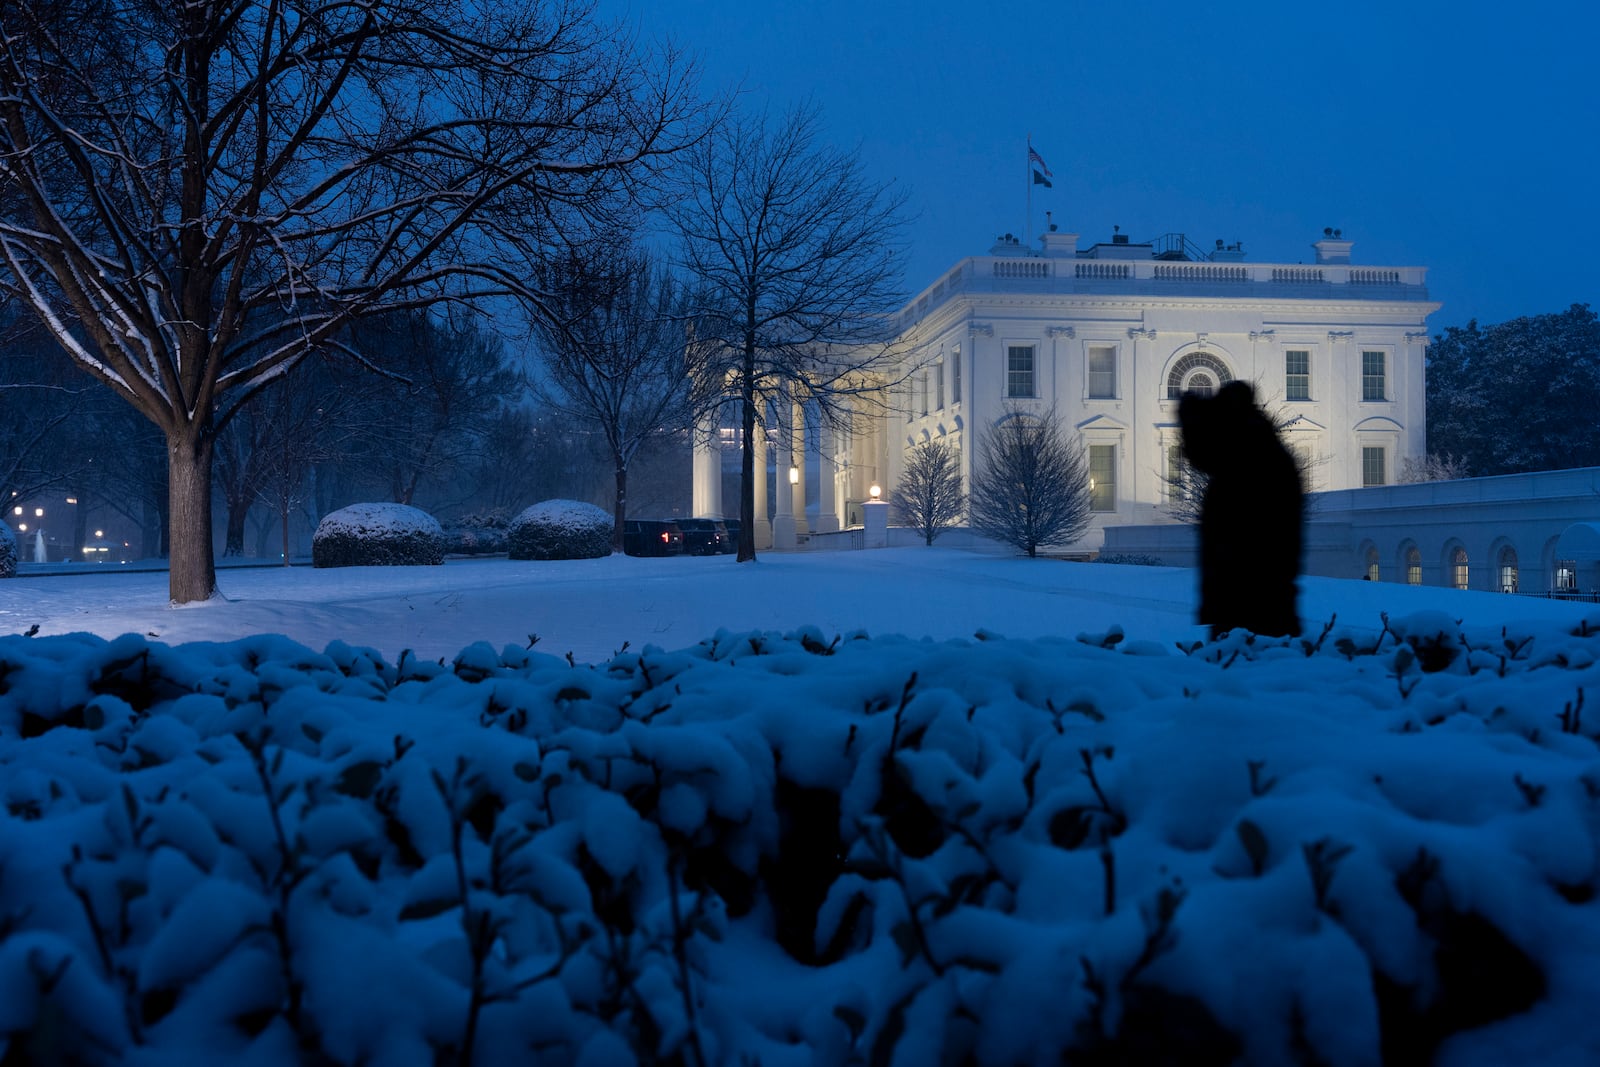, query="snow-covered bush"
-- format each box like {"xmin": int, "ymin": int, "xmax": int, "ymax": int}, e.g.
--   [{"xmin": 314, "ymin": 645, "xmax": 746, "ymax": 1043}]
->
[
  {"xmin": 311, "ymin": 503, "xmax": 444, "ymax": 567},
  {"xmin": 507, "ymin": 499, "xmax": 611, "ymax": 560},
  {"xmin": 0, "ymin": 524, "xmax": 16, "ymax": 578},
  {"xmin": 4, "ymin": 614, "xmax": 1600, "ymax": 1063},
  {"xmin": 441, "ymin": 509, "xmax": 510, "ymax": 556}
]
